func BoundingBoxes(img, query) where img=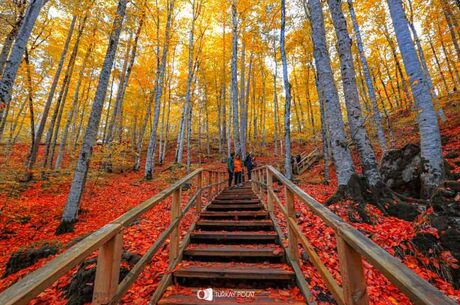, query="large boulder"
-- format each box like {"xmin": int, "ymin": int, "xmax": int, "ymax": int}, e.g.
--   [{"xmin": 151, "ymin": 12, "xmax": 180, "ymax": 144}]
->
[{"xmin": 380, "ymin": 144, "xmax": 423, "ymax": 198}]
